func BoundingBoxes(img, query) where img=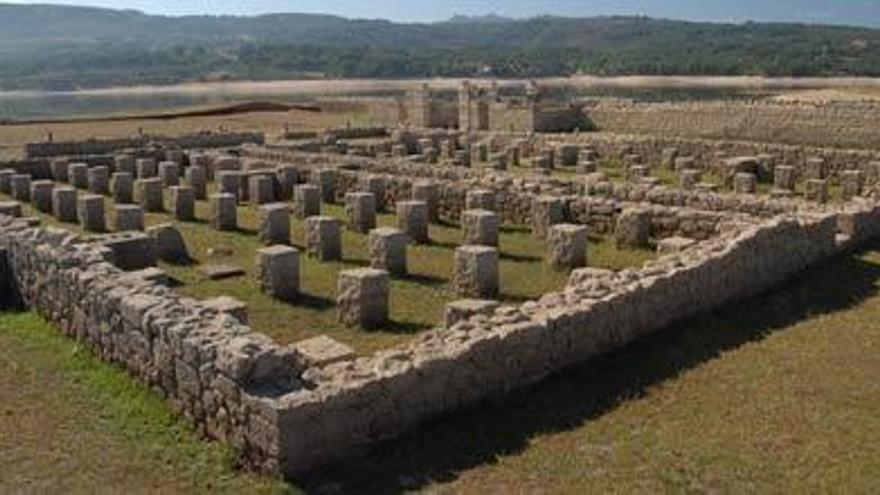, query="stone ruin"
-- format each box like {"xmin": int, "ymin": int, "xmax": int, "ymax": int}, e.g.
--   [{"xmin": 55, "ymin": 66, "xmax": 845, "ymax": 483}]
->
[{"xmin": 3, "ymin": 122, "xmax": 880, "ymax": 480}]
